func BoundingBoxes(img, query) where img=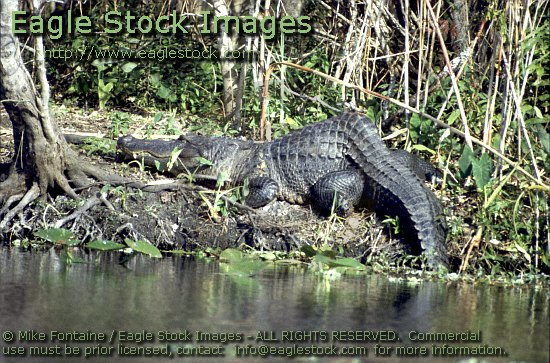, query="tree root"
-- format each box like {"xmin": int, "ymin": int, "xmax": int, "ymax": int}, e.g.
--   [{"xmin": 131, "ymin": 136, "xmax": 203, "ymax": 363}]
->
[
  {"xmin": 54, "ymin": 194, "xmax": 101, "ymax": 228},
  {"xmin": 0, "ymin": 182, "xmax": 40, "ymax": 230}
]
